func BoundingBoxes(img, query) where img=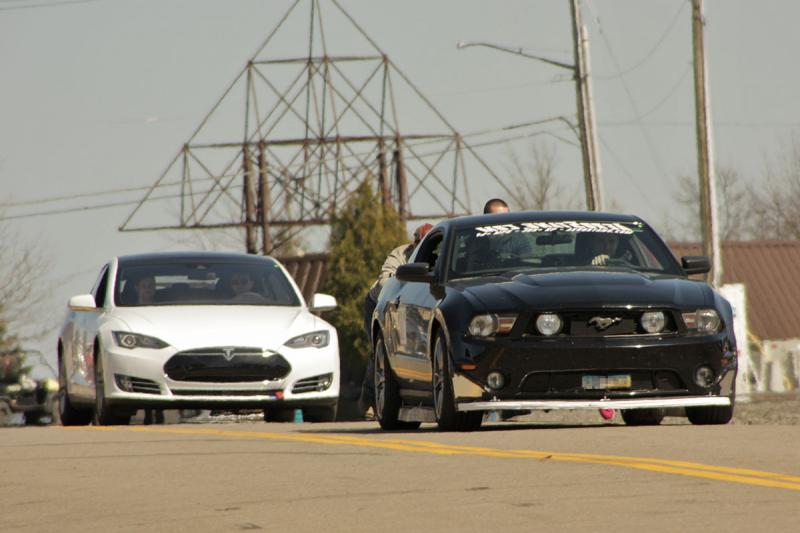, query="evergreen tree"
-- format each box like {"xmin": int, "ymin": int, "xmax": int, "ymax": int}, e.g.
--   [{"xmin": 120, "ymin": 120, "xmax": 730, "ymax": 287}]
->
[
  {"xmin": 325, "ymin": 181, "xmax": 407, "ymax": 404},
  {"xmin": 0, "ymin": 314, "xmax": 27, "ymax": 383}
]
